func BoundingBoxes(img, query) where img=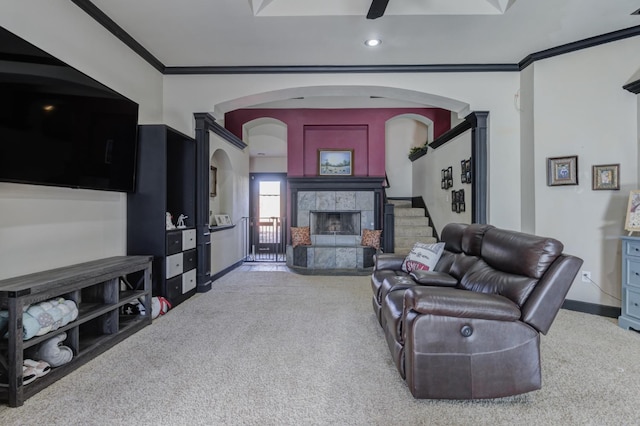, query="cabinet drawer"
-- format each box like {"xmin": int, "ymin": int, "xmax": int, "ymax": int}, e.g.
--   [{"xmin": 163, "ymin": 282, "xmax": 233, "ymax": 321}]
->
[
  {"xmin": 183, "ymin": 248, "xmax": 197, "ymax": 272},
  {"xmin": 182, "ymin": 269, "xmax": 197, "ymax": 293},
  {"xmin": 166, "ymin": 253, "xmax": 183, "ymax": 279},
  {"xmin": 166, "ymin": 275, "xmax": 183, "ymax": 302},
  {"xmin": 166, "ymin": 232, "xmax": 183, "ymax": 255},
  {"xmin": 625, "ymin": 287, "xmax": 640, "ymax": 320},
  {"xmin": 626, "ymin": 240, "xmax": 640, "ymax": 258},
  {"xmin": 182, "ymin": 229, "xmax": 196, "ymax": 251},
  {"xmin": 626, "ymin": 259, "xmax": 640, "ymax": 286}
]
